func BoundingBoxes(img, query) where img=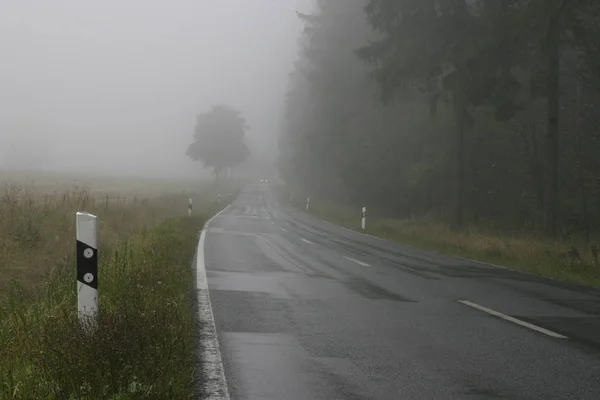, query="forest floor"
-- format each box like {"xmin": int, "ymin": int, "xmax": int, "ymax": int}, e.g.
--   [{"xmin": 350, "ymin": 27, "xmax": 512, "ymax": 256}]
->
[
  {"xmin": 286, "ymin": 195, "xmax": 600, "ymax": 289},
  {"xmin": 0, "ymin": 171, "xmax": 236, "ymax": 399}
]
